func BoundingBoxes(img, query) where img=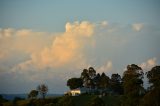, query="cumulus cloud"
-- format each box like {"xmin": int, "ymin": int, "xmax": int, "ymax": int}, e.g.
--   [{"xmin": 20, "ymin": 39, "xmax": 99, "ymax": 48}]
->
[
  {"xmin": 132, "ymin": 23, "xmax": 144, "ymax": 32},
  {"xmin": 65, "ymin": 21, "xmax": 94, "ymax": 37},
  {"xmin": 140, "ymin": 57, "xmax": 157, "ymax": 71},
  {"xmin": 21, "ymin": 21, "xmax": 95, "ymax": 68},
  {"xmin": 97, "ymin": 61, "xmax": 112, "ymax": 73},
  {"xmin": 0, "ymin": 28, "xmax": 53, "ymax": 59},
  {"xmin": 0, "ymin": 21, "xmax": 95, "ymax": 74},
  {"xmin": 1, "ymin": 20, "xmax": 159, "ymax": 93}
]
